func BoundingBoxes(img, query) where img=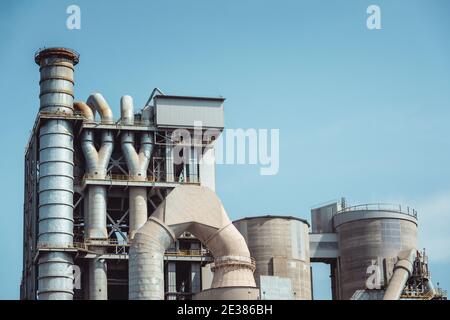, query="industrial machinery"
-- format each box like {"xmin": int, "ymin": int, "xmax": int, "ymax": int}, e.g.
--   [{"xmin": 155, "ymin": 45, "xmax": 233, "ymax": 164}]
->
[
  {"xmin": 21, "ymin": 47, "xmax": 445, "ymax": 300},
  {"xmin": 21, "ymin": 47, "xmax": 255, "ymax": 300},
  {"xmin": 310, "ymin": 200, "xmax": 443, "ymax": 300}
]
